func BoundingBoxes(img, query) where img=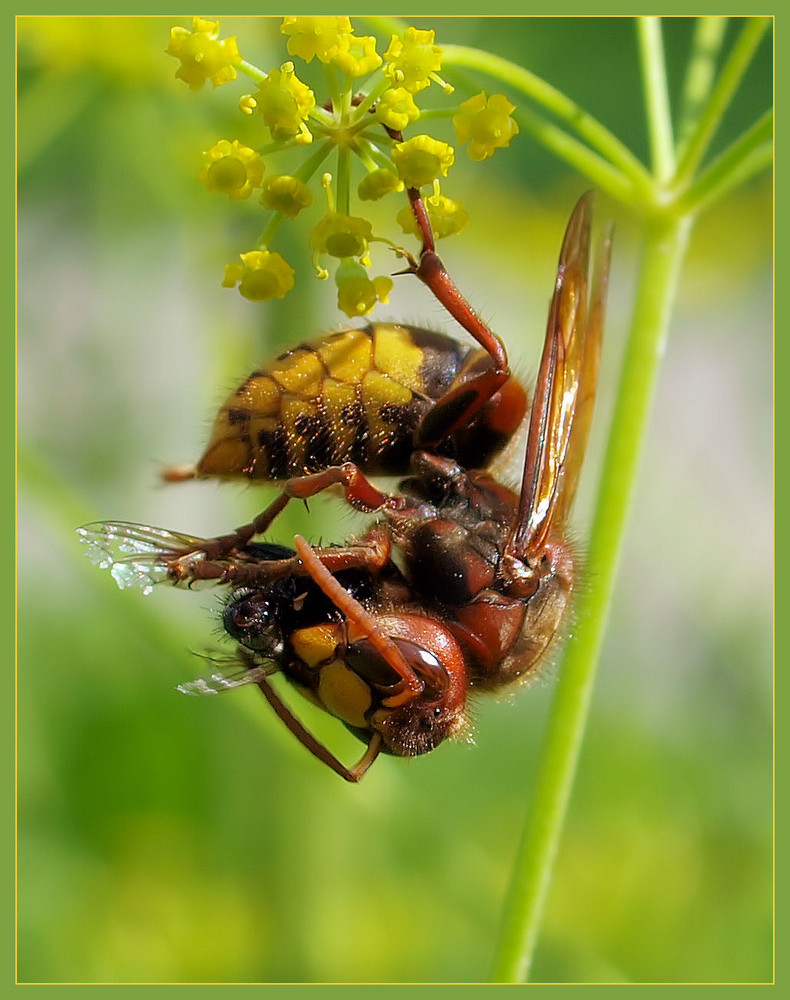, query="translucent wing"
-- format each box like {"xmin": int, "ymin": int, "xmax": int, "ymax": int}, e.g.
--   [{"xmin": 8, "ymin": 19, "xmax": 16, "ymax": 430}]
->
[
  {"xmin": 177, "ymin": 650, "xmax": 274, "ymax": 695},
  {"xmin": 77, "ymin": 520, "xmax": 212, "ymax": 594},
  {"xmin": 508, "ymin": 193, "xmax": 611, "ymax": 563},
  {"xmin": 555, "ymin": 219, "xmax": 612, "ymax": 526}
]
